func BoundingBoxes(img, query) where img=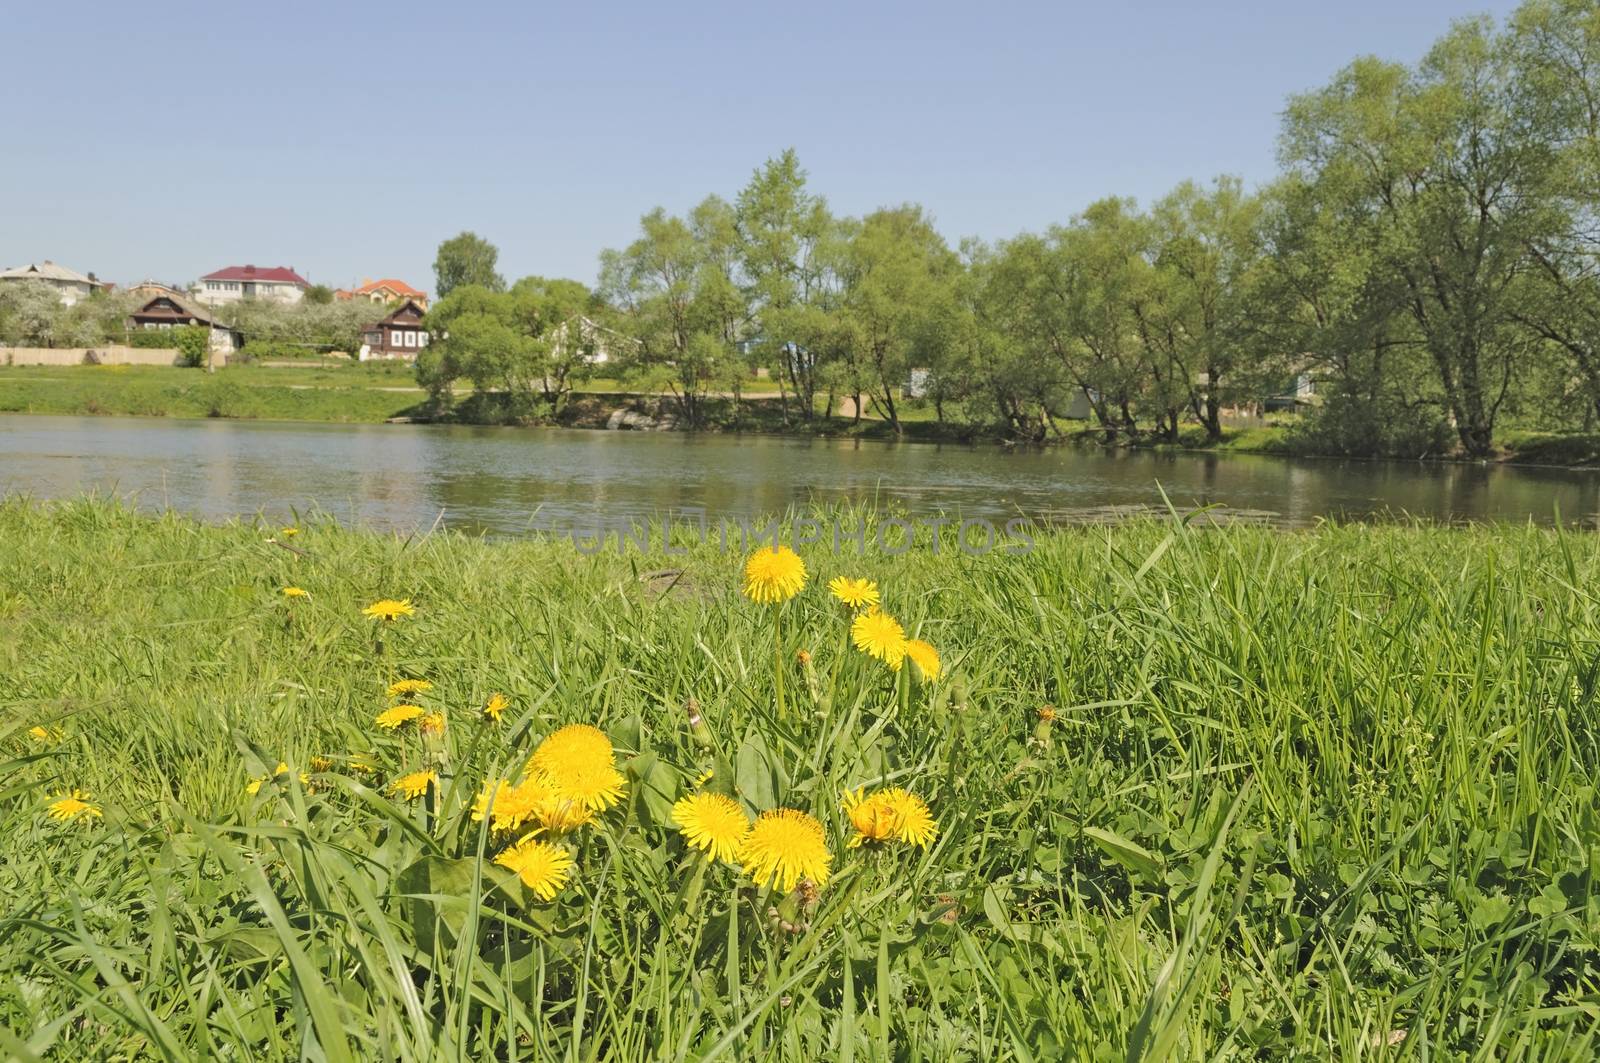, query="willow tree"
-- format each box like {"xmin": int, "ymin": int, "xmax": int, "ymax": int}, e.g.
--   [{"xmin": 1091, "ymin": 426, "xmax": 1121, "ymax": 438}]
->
[{"xmin": 1282, "ymin": 18, "xmax": 1561, "ymax": 457}]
